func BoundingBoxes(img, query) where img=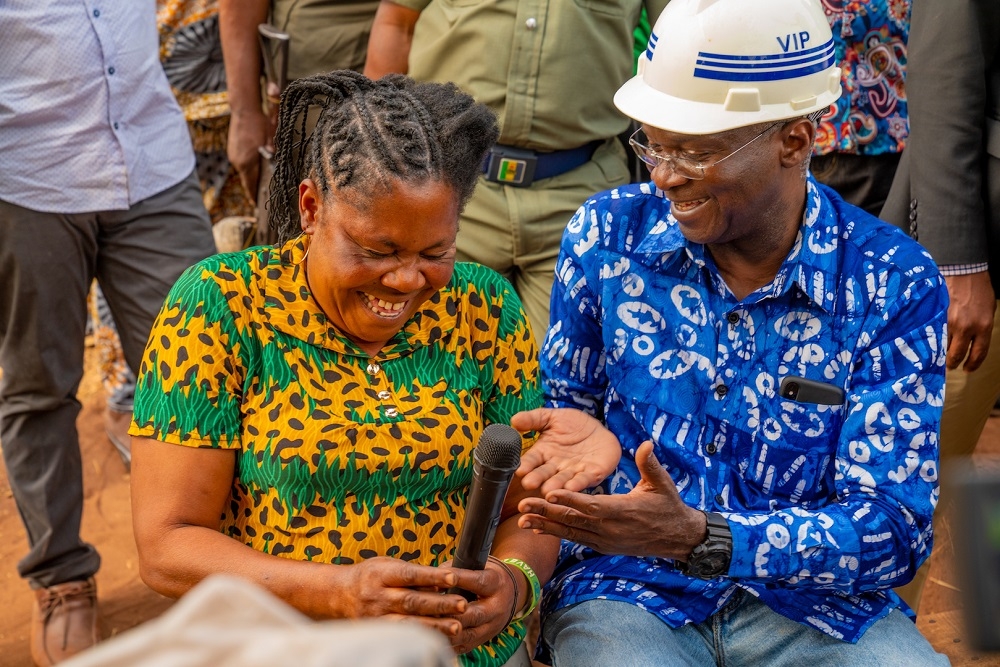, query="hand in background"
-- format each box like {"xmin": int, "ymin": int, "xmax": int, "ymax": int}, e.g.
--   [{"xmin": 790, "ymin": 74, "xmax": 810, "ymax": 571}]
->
[
  {"xmin": 511, "ymin": 408, "xmax": 622, "ymax": 495},
  {"xmin": 517, "ymin": 442, "xmax": 705, "ymax": 561},
  {"xmin": 227, "ymin": 108, "xmax": 270, "ymax": 204},
  {"xmin": 945, "ymin": 272, "xmax": 996, "ymax": 371}
]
